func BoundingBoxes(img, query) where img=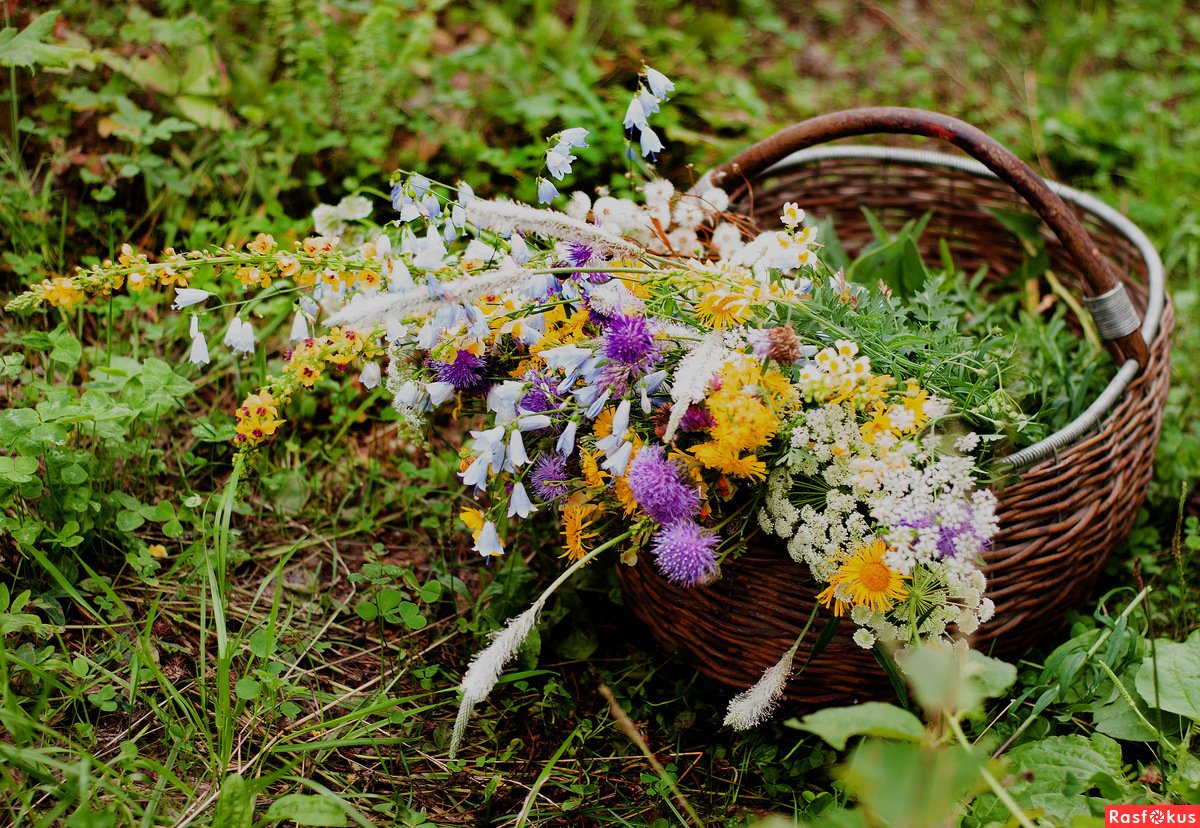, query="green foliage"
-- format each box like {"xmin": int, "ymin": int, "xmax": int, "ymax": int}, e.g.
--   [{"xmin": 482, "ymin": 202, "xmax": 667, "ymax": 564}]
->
[{"xmin": 0, "ymin": 0, "xmax": 1197, "ymax": 825}]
